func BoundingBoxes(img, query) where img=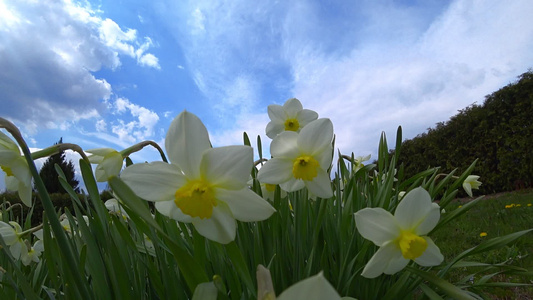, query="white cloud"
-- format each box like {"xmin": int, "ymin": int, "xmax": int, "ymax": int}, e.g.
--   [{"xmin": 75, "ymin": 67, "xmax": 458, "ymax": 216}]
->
[
  {"xmin": 0, "ymin": 0, "xmax": 159, "ymax": 133},
  {"xmin": 95, "ymin": 119, "xmax": 107, "ymax": 132},
  {"xmin": 108, "ymin": 97, "xmax": 160, "ymax": 144}
]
